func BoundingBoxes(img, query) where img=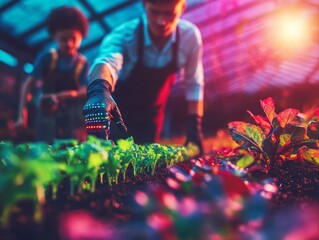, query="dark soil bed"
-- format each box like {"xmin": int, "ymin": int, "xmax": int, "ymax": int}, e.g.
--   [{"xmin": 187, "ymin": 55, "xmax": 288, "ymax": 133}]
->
[
  {"xmin": 1, "ymin": 164, "xmax": 172, "ymax": 240},
  {"xmin": 1, "ymin": 155, "xmax": 319, "ymax": 240},
  {"xmin": 269, "ymin": 161, "xmax": 319, "ymax": 207}
]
